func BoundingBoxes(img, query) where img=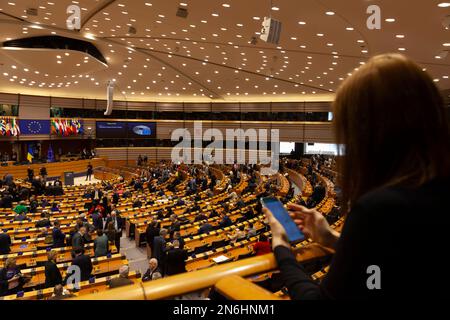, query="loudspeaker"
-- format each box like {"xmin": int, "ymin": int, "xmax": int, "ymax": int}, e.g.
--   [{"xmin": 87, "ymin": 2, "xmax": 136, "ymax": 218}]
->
[
  {"xmin": 104, "ymin": 82, "xmax": 114, "ymax": 116},
  {"xmin": 260, "ymin": 17, "xmax": 282, "ymax": 45}
]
